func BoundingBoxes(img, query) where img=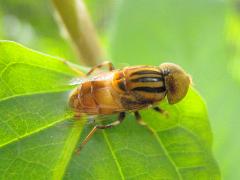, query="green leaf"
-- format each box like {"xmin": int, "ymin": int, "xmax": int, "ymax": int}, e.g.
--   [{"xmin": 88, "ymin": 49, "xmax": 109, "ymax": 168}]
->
[{"xmin": 0, "ymin": 41, "xmax": 220, "ymax": 179}]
